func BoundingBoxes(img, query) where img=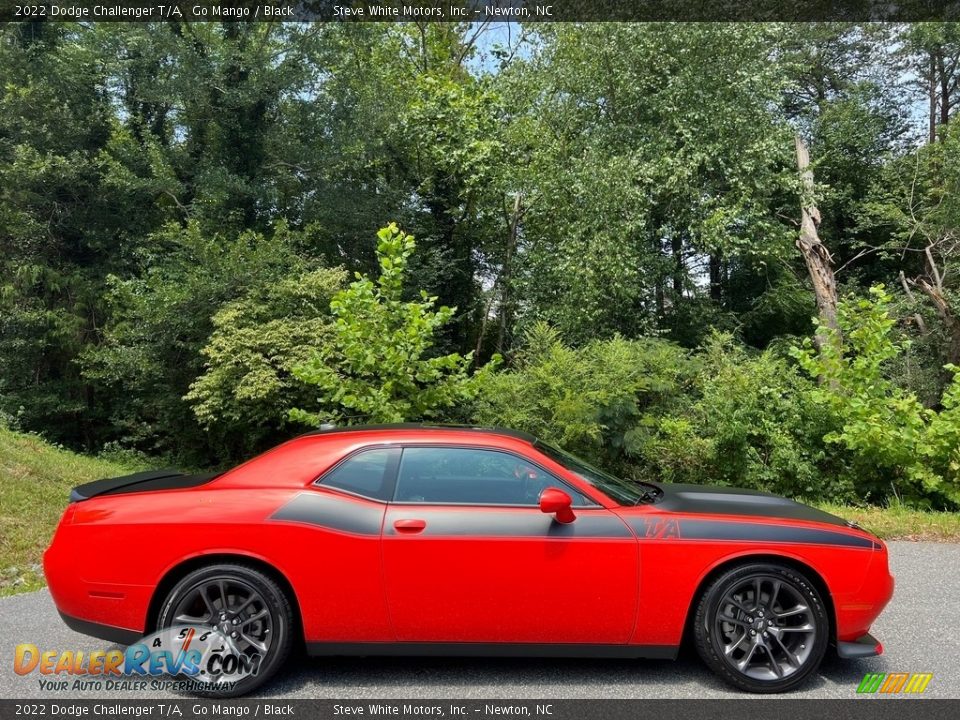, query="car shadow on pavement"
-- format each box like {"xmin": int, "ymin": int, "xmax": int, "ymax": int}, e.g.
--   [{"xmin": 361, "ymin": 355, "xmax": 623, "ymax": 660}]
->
[{"xmin": 253, "ymin": 647, "xmax": 892, "ymax": 699}]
